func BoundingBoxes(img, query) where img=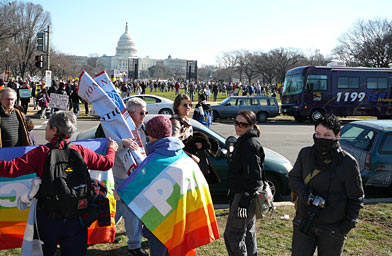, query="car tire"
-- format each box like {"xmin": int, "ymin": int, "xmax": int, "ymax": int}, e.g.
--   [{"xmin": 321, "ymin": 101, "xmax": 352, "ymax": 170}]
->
[
  {"xmin": 257, "ymin": 112, "xmax": 268, "ymax": 123},
  {"xmin": 265, "ymin": 174, "xmax": 281, "ymax": 201},
  {"xmin": 310, "ymin": 109, "xmax": 325, "ymax": 123},
  {"xmin": 213, "ymin": 110, "xmax": 219, "ymax": 121},
  {"xmin": 159, "ymin": 108, "xmax": 173, "ymax": 115}
]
